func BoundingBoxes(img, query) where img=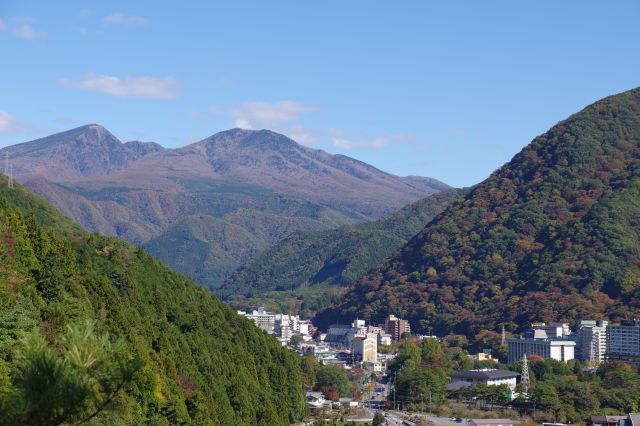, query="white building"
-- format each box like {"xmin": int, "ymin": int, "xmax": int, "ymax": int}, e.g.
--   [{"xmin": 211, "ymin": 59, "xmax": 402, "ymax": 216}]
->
[
  {"xmin": 531, "ymin": 322, "xmax": 571, "ymax": 338},
  {"xmin": 378, "ymin": 333, "xmax": 392, "ymax": 346},
  {"xmin": 241, "ymin": 307, "xmax": 276, "ymax": 333},
  {"xmin": 449, "ymin": 369, "xmax": 519, "ymax": 392},
  {"xmin": 508, "ymin": 336, "xmax": 575, "ymax": 364},
  {"xmin": 275, "ymin": 314, "xmax": 293, "ymax": 340},
  {"xmin": 352, "ymin": 333, "xmax": 377, "ymax": 363},
  {"xmin": 576, "ymin": 320, "xmax": 608, "ymax": 364}
]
